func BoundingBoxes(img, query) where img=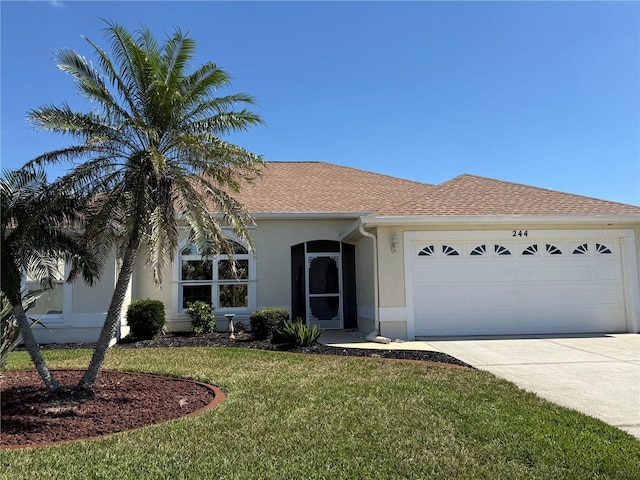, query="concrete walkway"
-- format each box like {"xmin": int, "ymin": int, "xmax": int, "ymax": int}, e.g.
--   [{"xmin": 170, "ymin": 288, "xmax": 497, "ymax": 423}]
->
[
  {"xmin": 319, "ymin": 329, "xmax": 440, "ymax": 351},
  {"xmin": 319, "ymin": 331, "xmax": 640, "ymax": 439}
]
